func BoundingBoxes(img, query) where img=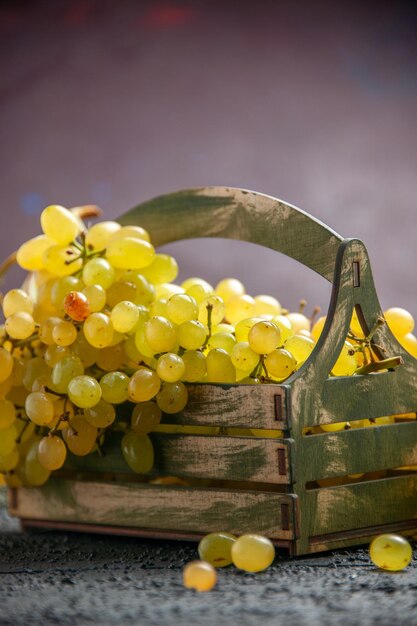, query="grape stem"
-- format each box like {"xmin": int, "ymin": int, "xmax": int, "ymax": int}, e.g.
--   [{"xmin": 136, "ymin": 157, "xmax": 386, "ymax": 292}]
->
[
  {"xmin": 201, "ymin": 303, "xmax": 213, "ymax": 350},
  {"xmin": 15, "ymin": 418, "xmax": 31, "ymax": 444},
  {"xmin": 355, "ymin": 356, "xmax": 403, "ymax": 375}
]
